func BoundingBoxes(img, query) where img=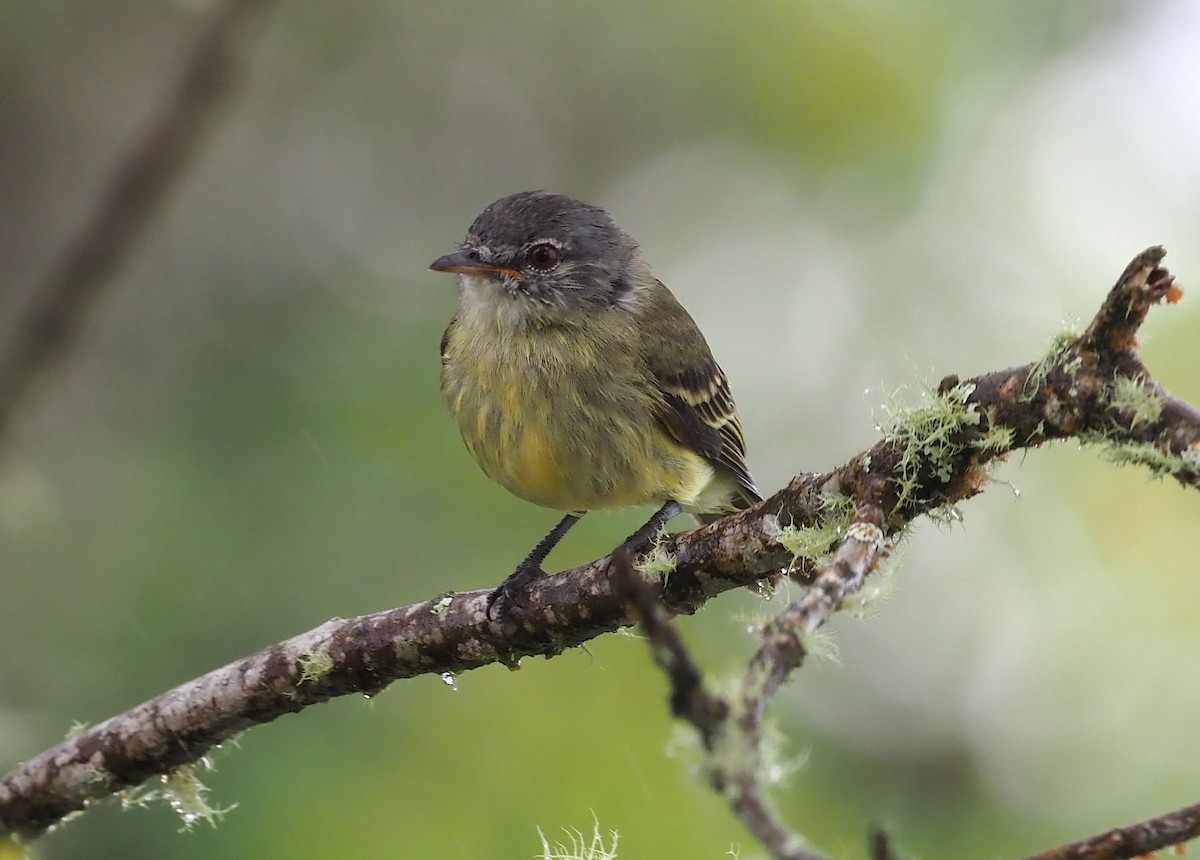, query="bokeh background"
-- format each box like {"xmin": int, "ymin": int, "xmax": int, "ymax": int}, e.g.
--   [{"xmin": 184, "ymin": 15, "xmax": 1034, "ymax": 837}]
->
[{"xmin": 3, "ymin": 1, "xmax": 1200, "ymax": 858}]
